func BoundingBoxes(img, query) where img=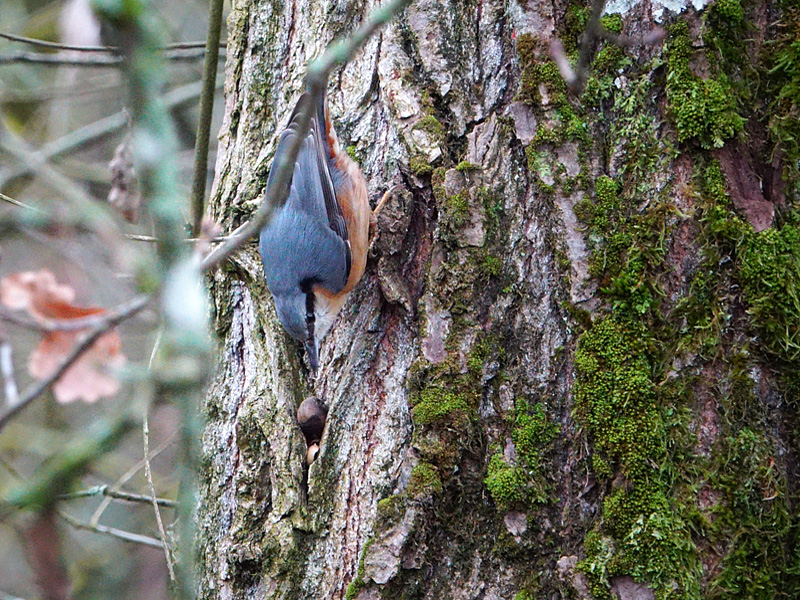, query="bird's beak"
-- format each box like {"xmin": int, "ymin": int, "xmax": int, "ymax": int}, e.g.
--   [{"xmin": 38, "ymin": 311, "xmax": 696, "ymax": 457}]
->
[{"xmin": 305, "ymin": 337, "xmax": 319, "ymax": 372}]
